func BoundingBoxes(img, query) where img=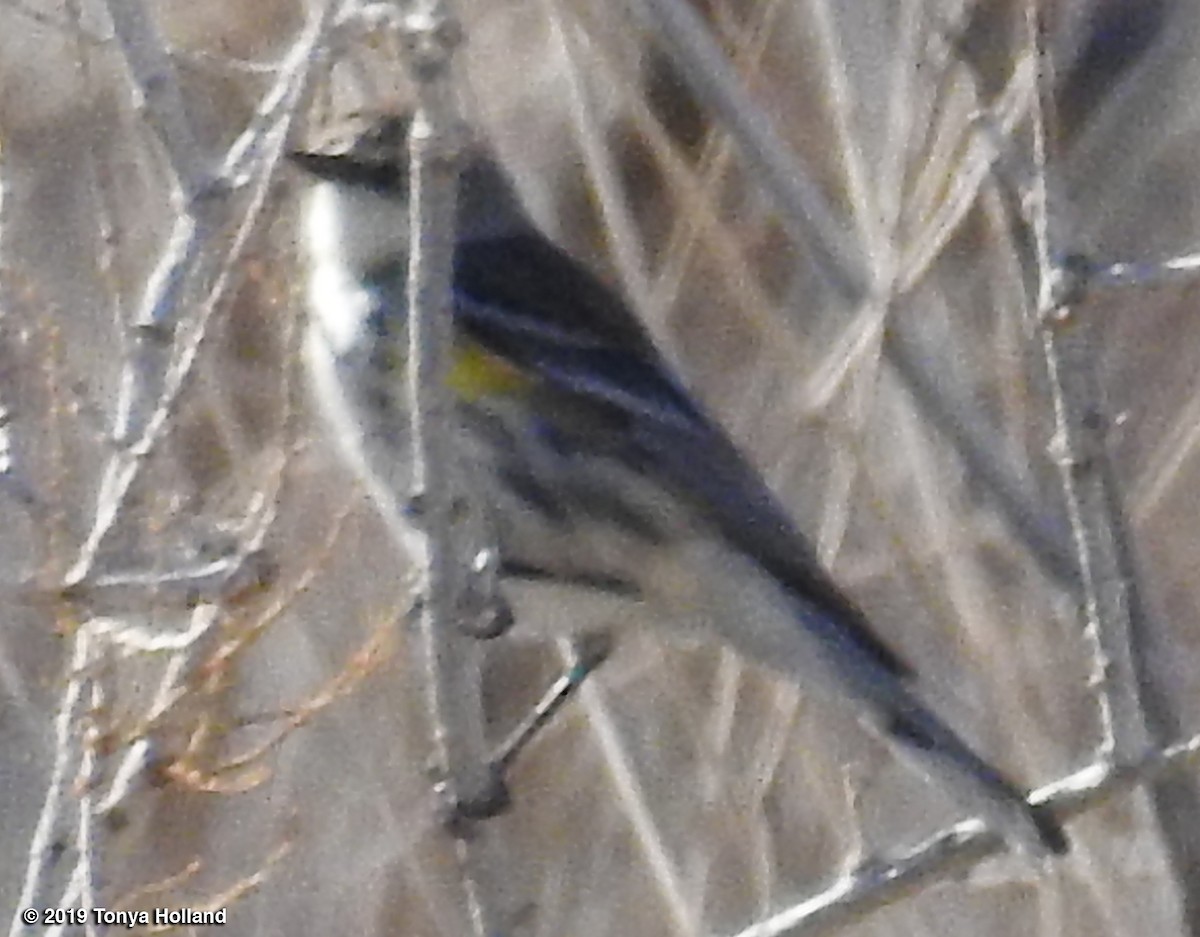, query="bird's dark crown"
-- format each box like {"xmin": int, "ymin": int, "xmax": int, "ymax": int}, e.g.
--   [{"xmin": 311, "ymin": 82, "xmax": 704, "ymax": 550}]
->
[{"xmin": 289, "ymin": 113, "xmax": 414, "ymax": 194}]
